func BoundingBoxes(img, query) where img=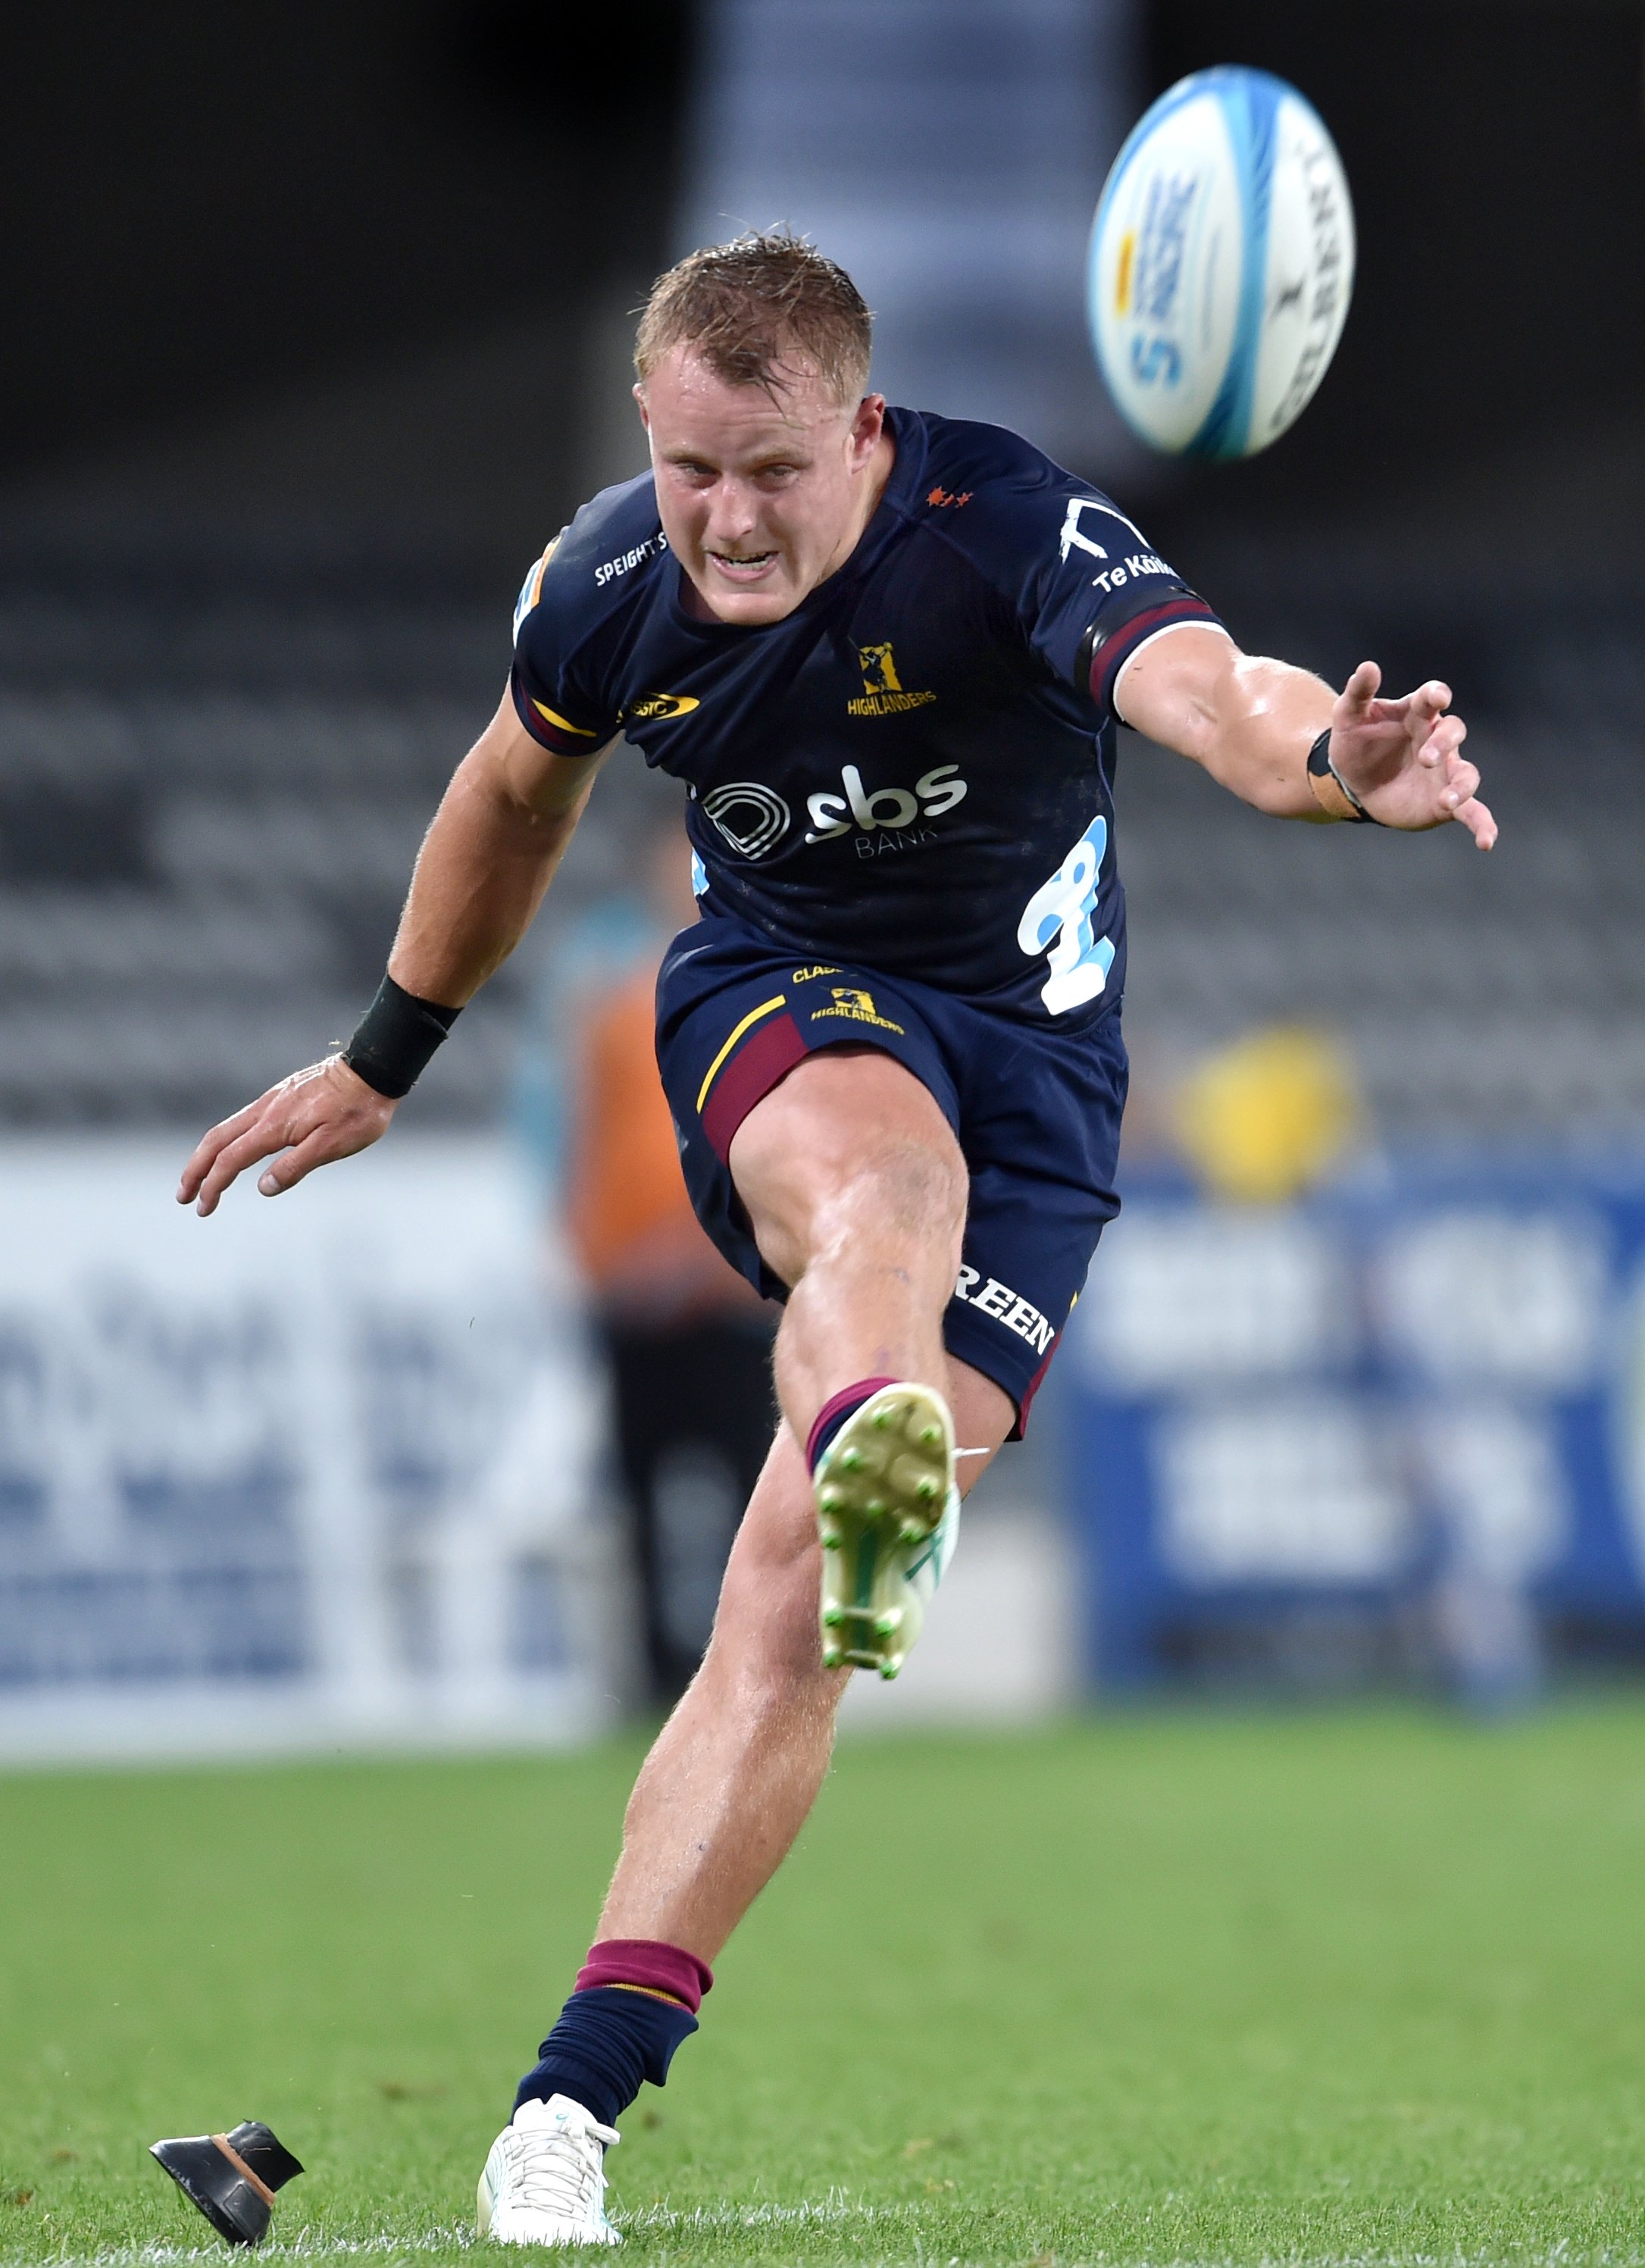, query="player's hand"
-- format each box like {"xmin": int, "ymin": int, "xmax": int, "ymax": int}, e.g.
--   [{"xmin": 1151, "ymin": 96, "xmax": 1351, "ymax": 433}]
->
[
  {"xmin": 1328, "ymin": 662, "xmax": 1497, "ymax": 848},
  {"xmin": 177, "ymin": 1056, "xmax": 398, "ymax": 1218}
]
